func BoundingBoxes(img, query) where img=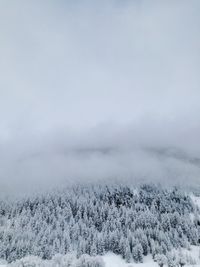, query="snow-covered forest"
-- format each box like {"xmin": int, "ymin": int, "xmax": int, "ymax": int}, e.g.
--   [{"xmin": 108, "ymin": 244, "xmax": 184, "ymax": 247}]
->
[
  {"xmin": 1, "ymin": 0, "xmax": 200, "ymax": 266},
  {"xmin": 0, "ymin": 184, "xmax": 200, "ymax": 266}
]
